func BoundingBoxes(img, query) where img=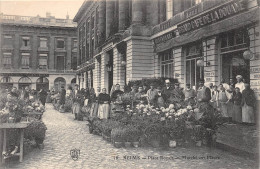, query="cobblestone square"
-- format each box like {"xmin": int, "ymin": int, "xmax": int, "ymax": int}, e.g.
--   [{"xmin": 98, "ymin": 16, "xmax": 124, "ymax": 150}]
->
[{"xmin": 3, "ymin": 104, "xmax": 258, "ymax": 169}]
